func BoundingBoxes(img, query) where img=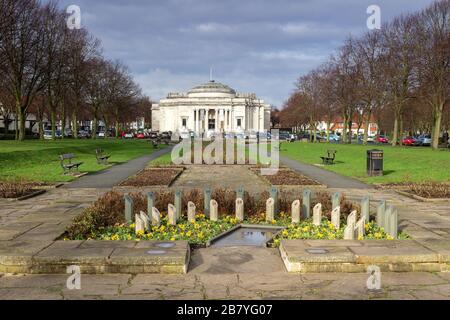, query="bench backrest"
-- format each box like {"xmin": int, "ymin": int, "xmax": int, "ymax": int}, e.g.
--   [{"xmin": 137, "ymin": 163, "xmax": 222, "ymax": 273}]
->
[
  {"xmin": 60, "ymin": 154, "xmax": 75, "ymax": 160},
  {"xmin": 327, "ymin": 150, "xmax": 337, "ymax": 158}
]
